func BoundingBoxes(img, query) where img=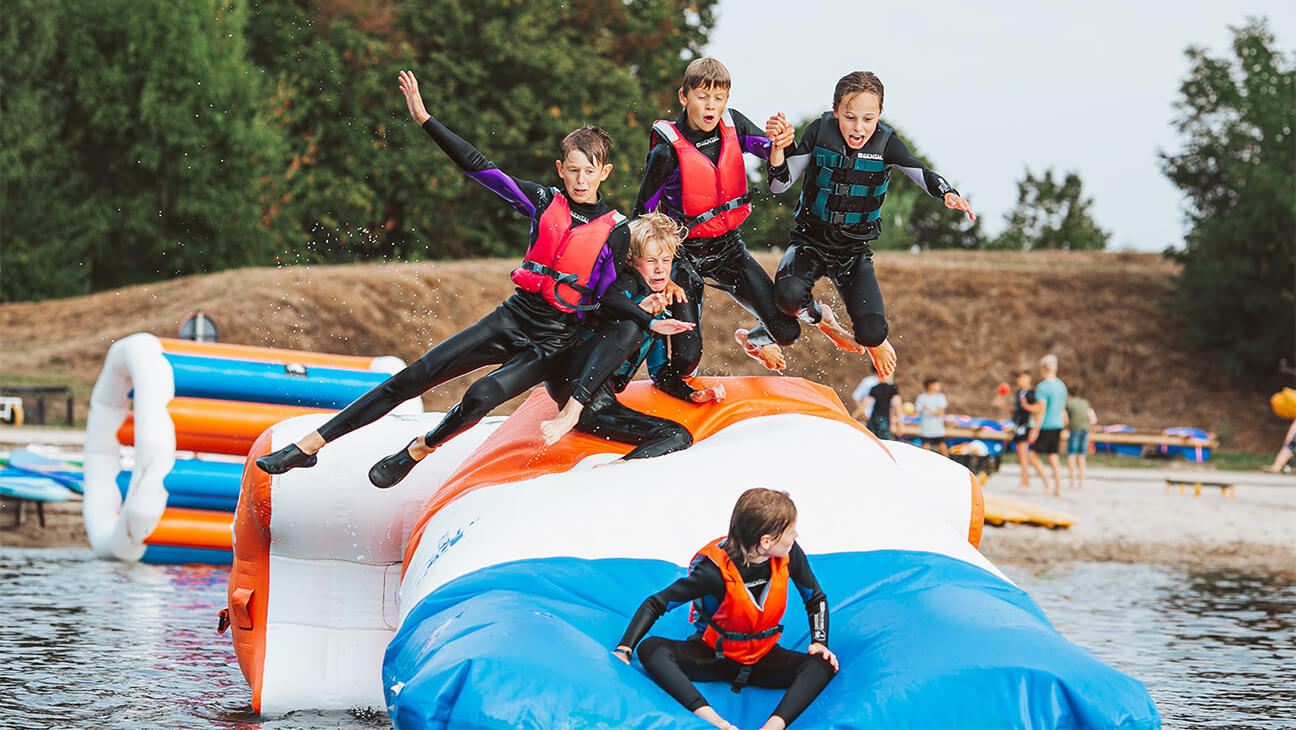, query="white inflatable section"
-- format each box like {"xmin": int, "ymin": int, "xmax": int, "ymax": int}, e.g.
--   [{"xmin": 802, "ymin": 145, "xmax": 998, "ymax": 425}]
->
[
  {"xmin": 400, "ymin": 414, "xmax": 1001, "ymax": 621},
  {"xmin": 255, "ymin": 412, "xmax": 503, "ymax": 716},
  {"xmin": 84, "ymin": 333, "xmax": 175, "ymax": 560}
]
